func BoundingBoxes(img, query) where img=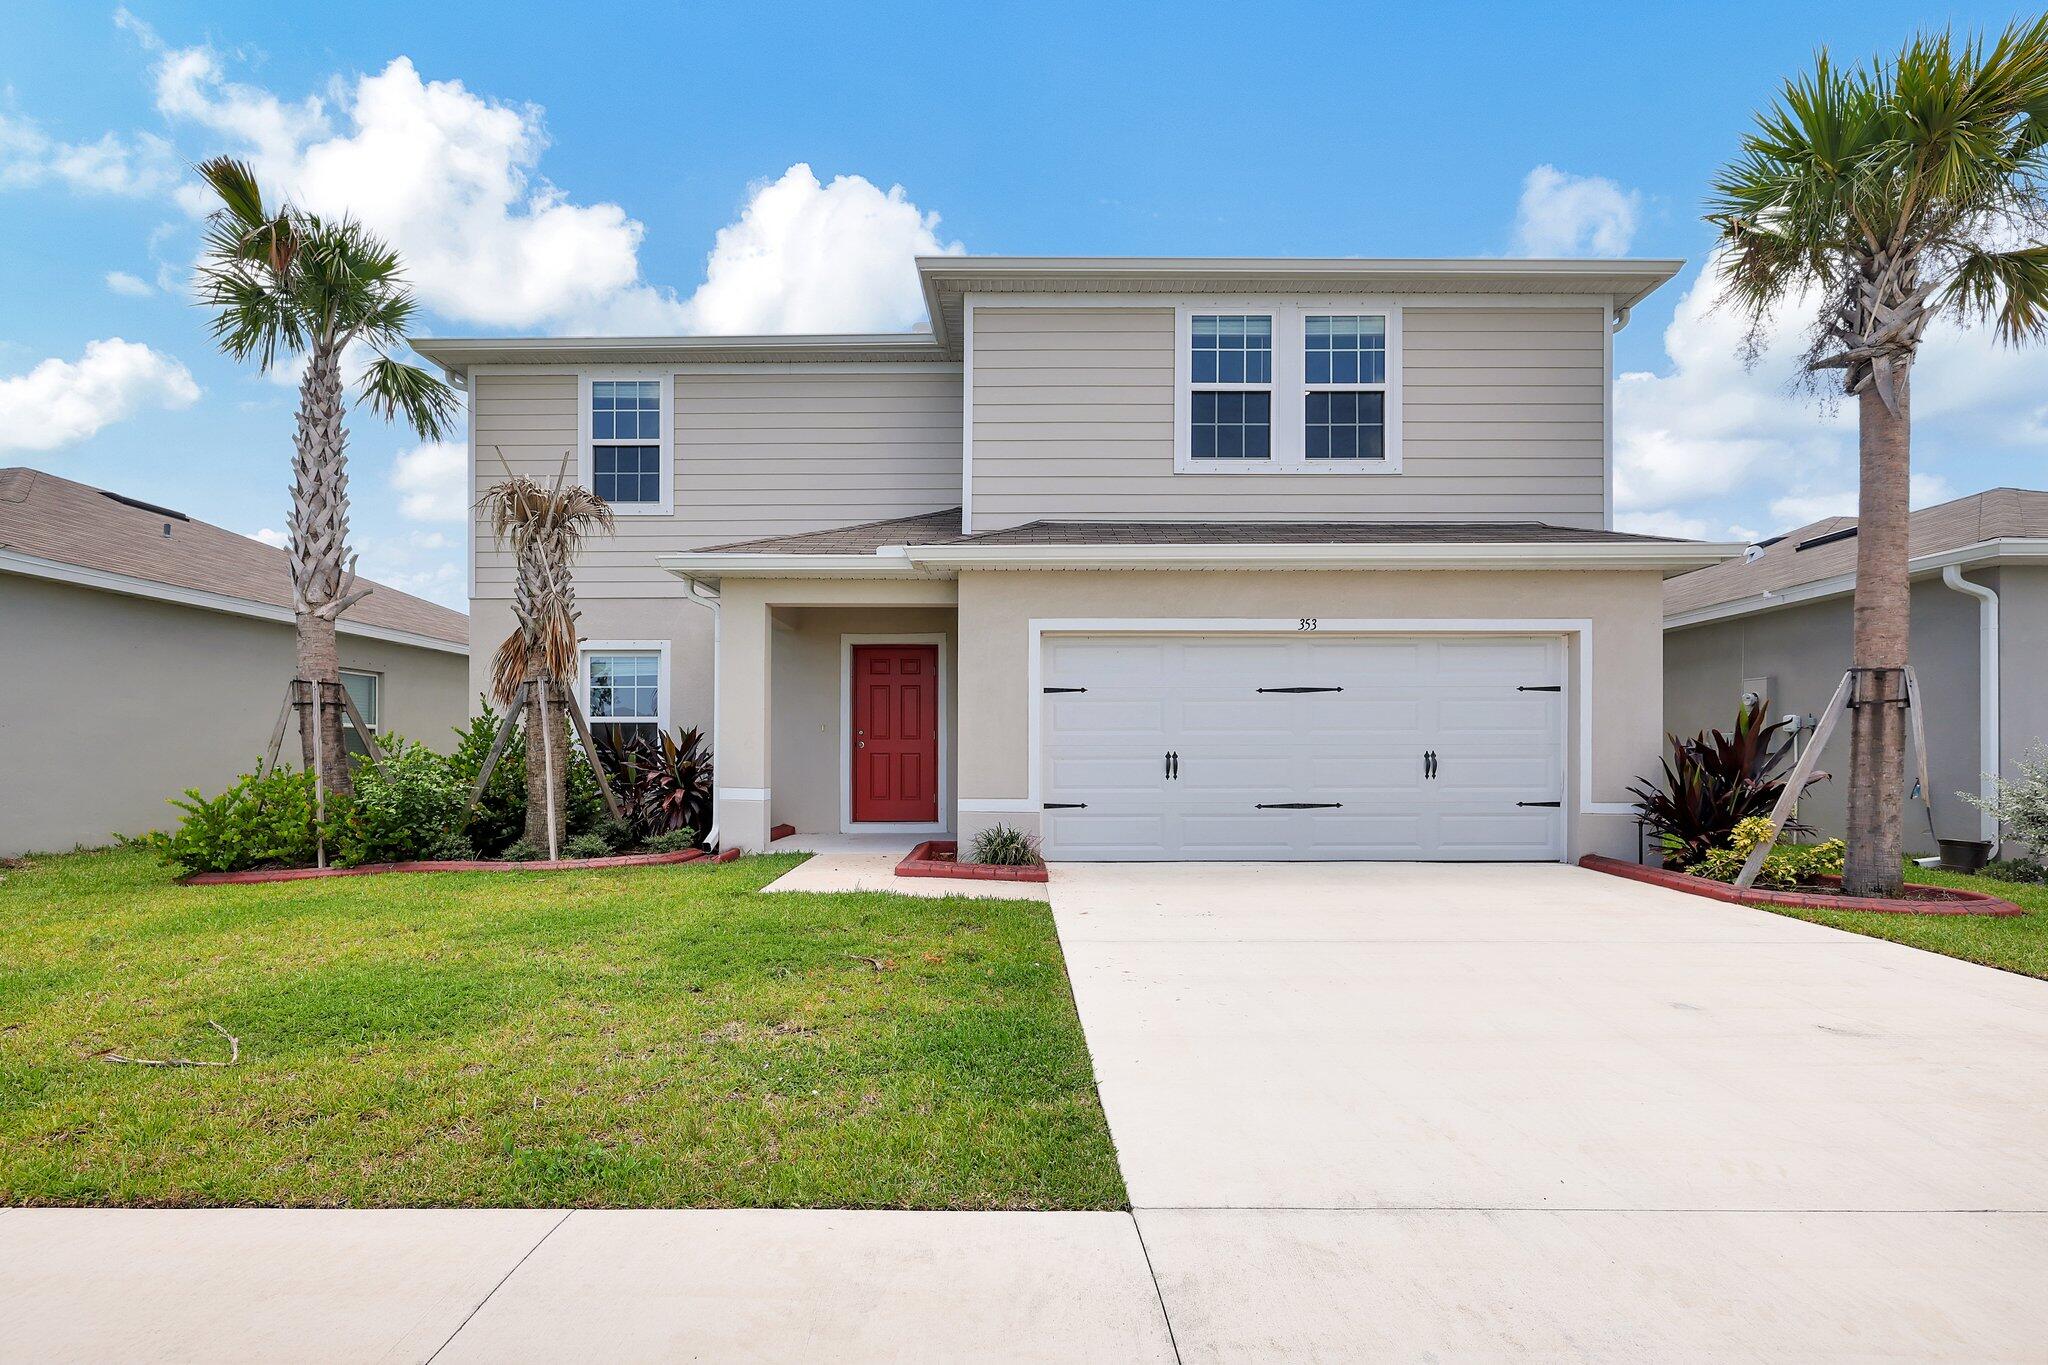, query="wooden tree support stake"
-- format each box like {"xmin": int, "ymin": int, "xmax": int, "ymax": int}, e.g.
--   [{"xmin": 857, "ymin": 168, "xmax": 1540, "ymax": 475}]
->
[
  {"xmin": 463, "ymin": 681, "xmax": 528, "ymax": 818},
  {"xmin": 564, "ymin": 689, "xmax": 625, "ymax": 825}
]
